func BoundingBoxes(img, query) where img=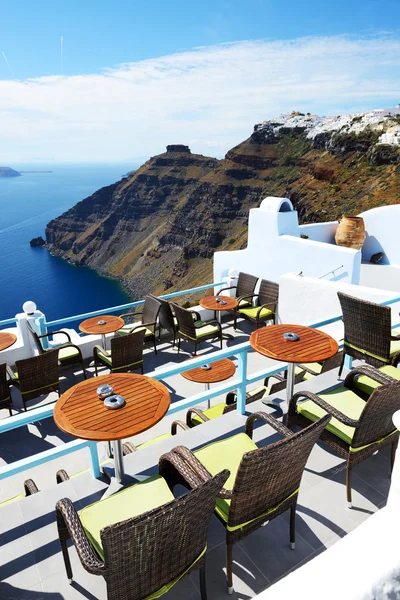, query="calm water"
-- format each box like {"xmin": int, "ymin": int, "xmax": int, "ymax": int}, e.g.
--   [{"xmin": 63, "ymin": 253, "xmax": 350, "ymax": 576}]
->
[{"xmin": 0, "ymin": 164, "xmax": 133, "ymax": 322}]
